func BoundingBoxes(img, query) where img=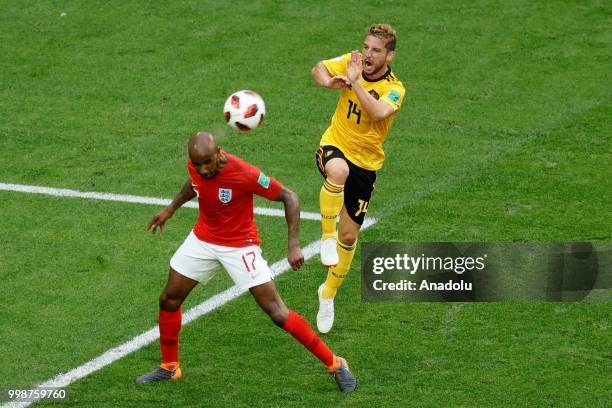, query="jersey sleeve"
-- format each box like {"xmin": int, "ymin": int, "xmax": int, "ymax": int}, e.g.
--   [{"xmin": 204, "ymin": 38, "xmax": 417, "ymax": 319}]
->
[
  {"xmin": 380, "ymin": 83, "xmax": 406, "ymax": 112},
  {"xmin": 246, "ymin": 164, "xmax": 283, "ymax": 201},
  {"xmin": 322, "ymin": 53, "xmax": 350, "ymax": 77}
]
